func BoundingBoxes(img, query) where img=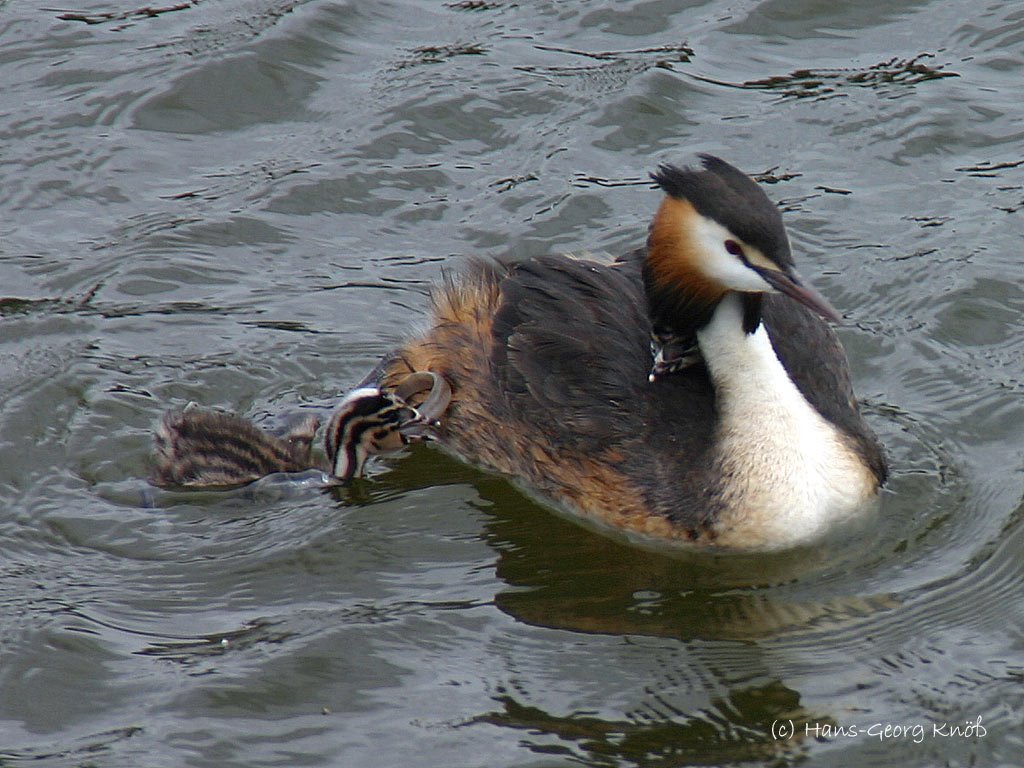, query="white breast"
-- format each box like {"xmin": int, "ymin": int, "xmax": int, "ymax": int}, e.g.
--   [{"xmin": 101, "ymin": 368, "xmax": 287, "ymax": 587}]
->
[{"xmin": 697, "ymin": 294, "xmax": 878, "ymax": 549}]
